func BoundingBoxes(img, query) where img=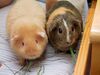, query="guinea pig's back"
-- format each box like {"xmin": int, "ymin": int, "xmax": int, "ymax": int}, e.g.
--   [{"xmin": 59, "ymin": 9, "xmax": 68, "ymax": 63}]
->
[
  {"xmin": 47, "ymin": 1, "xmax": 81, "ymax": 21},
  {"xmin": 7, "ymin": 0, "xmax": 45, "ymax": 34}
]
